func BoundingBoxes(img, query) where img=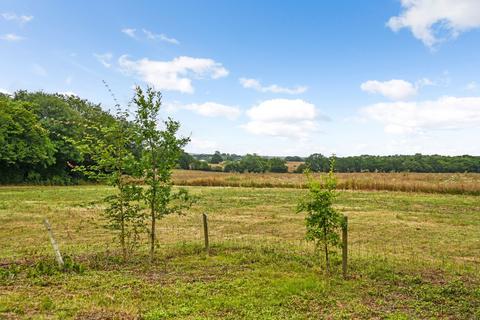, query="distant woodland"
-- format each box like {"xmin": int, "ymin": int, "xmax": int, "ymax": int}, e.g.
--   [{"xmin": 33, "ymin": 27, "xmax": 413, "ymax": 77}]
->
[{"xmin": 1, "ymin": 91, "xmax": 479, "ymax": 184}]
